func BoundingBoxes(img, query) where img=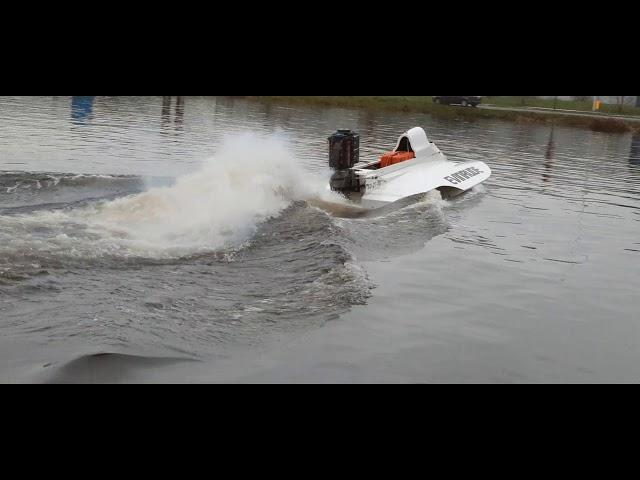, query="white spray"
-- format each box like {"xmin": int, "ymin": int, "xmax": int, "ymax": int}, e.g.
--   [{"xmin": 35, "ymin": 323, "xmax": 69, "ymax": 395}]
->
[{"xmin": 0, "ymin": 133, "xmax": 341, "ymax": 260}]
